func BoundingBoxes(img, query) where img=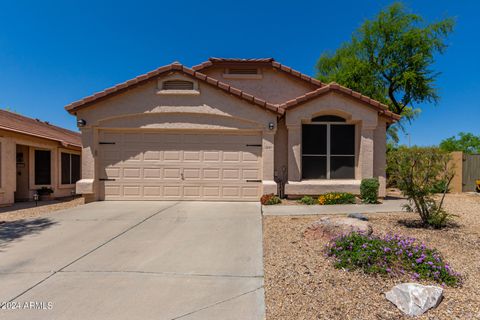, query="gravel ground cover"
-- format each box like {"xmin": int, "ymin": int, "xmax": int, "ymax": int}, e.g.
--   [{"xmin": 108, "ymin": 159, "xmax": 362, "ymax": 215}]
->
[
  {"xmin": 0, "ymin": 197, "xmax": 84, "ymax": 222},
  {"xmin": 263, "ymin": 193, "xmax": 480, "ymax": 319}
]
